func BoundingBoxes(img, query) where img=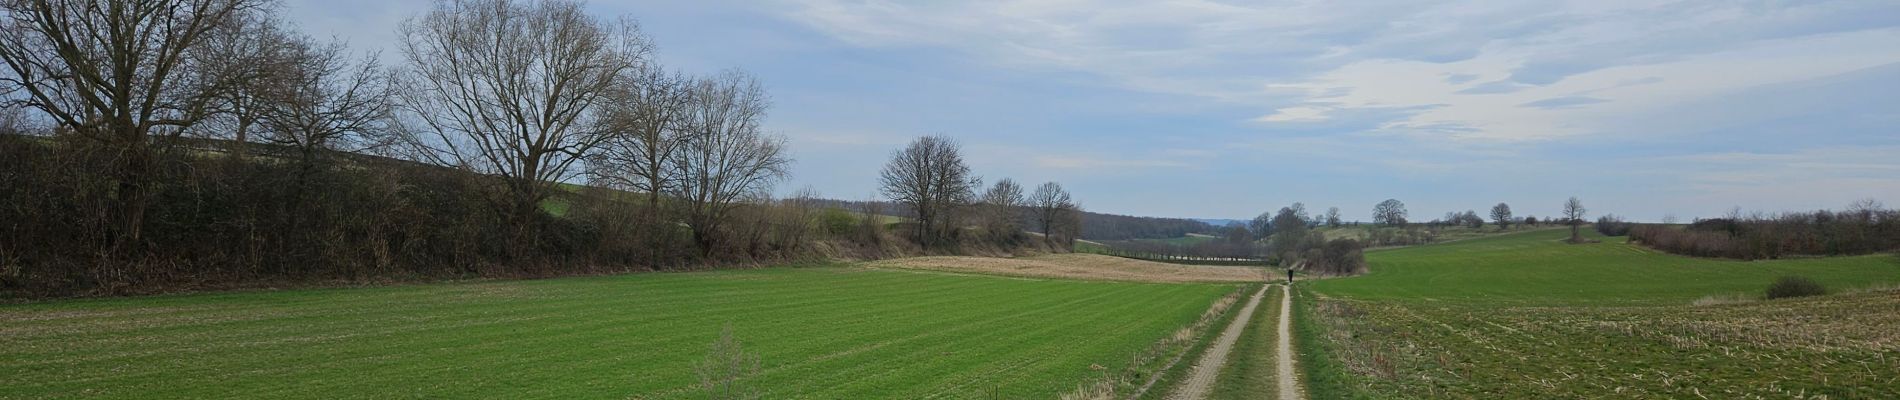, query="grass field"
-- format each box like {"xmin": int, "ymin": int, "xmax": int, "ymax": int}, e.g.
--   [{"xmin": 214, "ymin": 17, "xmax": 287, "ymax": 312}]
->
[
  {"xmin": 1315, "ymin": 229, "xmax": 1900, "ymax": 305},
  {"xmin": 1297, "ymin": 229, "xmax": 1900, "ymax": 398},
  {"xmin": 0, "ymin": 267, "xmax": 1234, "ymax": 399}
]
